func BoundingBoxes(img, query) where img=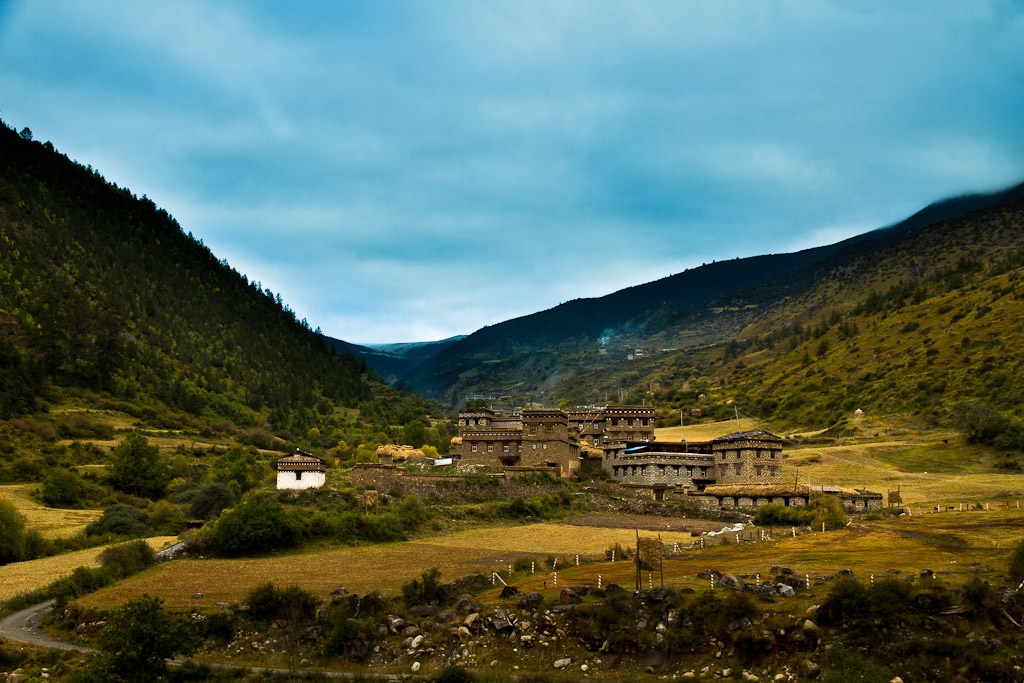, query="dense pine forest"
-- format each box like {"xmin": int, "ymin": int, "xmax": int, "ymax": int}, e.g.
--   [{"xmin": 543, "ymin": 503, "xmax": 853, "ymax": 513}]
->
[{"xmin": 0, "ymin": 121, "xmax": 429, "ymax": 437}]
